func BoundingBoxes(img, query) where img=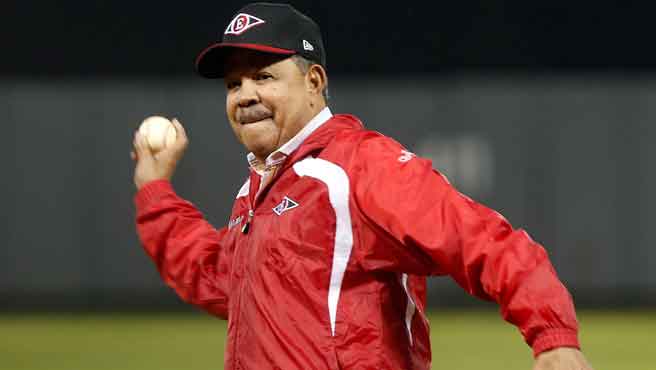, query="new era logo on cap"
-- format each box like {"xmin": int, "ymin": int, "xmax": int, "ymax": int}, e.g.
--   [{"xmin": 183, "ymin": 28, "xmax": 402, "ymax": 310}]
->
[
  {"xmin": 303, "ymin": 39, "xmax": 314, "ymax": 51},
  {"xmin": 224, "ymin": 13, "xmax": 266, "ymax": 35}
]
